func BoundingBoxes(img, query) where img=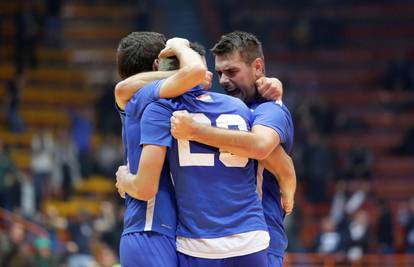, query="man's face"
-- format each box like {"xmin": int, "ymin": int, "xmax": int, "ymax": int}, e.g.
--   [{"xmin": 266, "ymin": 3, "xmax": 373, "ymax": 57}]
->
[{"xmin": 215, "ymin": 51, "xmax": 261, "ymax": 104}]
